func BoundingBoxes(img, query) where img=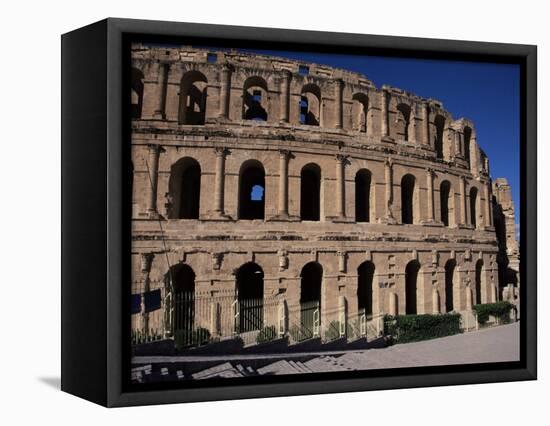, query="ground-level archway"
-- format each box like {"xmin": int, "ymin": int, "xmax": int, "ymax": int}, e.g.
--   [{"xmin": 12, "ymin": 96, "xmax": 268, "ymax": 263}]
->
[
  {"xmin": 300, "ymin": 262, "xmax": 323, "ymax": 339},
  {"xmin": 405, "ymin": 260, "xmax": 421, "ymax": 314},
  {"xmin": 475, "ymin": 259, "xmax": 483, "ymax": 305},
  {"xmin": 357, "ymin": 261, "xmax": 375, "ymax": 318},
  {"xmin": 167, "ymin": 264, "xmax": 196, "ymax": 343},
  {"xmin": 236, "ymin": 262, "xmax": 264, "ymax": 333},
  {"xmin": 444, "ymin": 259, "xmax": 457, "ymax": 312}
]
